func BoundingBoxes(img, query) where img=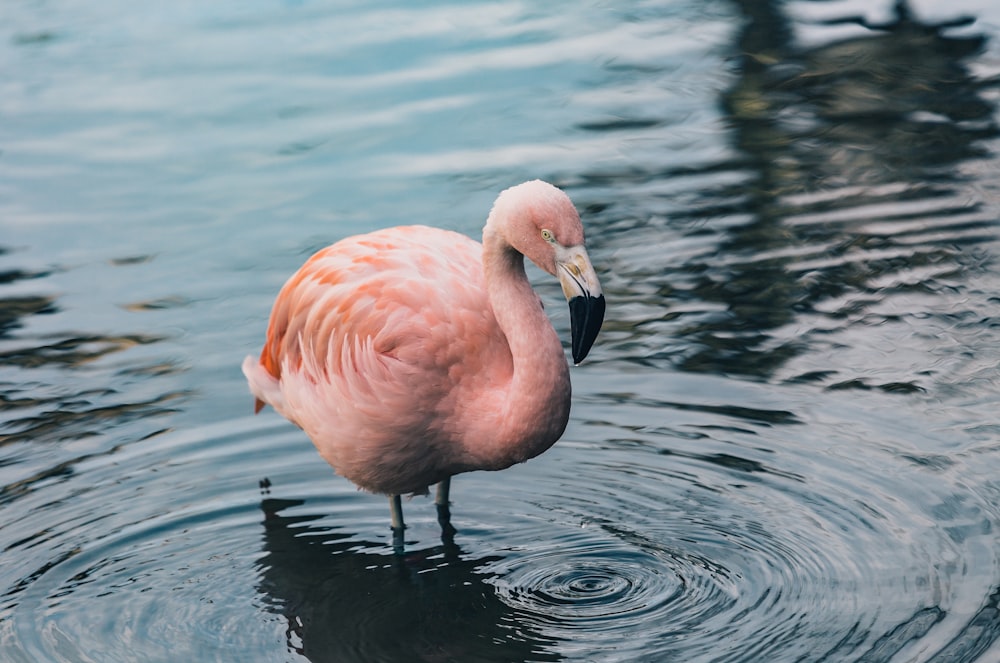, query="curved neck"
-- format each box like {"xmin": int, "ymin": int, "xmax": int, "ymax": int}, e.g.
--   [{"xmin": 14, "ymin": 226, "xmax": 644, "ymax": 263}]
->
[{"xmin": 480, "ymin": 225, "xmax": 571, "ymax": 460}]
